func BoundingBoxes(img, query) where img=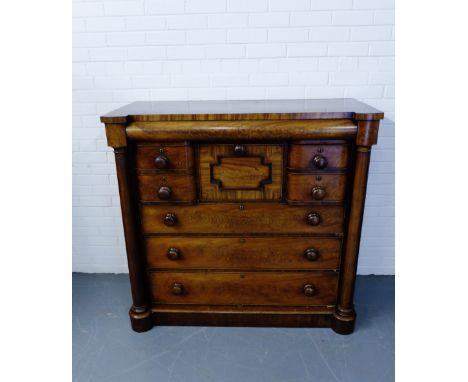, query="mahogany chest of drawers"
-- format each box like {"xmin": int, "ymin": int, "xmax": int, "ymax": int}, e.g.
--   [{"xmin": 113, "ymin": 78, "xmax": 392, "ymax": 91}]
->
[{"xmin": 101, "ymin": 99, "xmax": 383, "ymax": 335}]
